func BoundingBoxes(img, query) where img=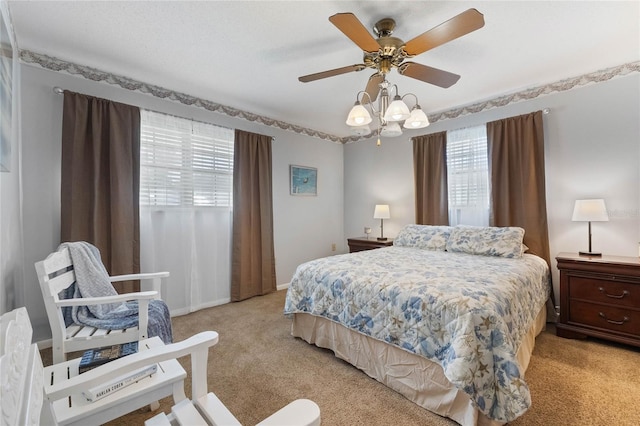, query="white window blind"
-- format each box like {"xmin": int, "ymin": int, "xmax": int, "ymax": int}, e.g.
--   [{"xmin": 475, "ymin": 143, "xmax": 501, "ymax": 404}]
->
[
  {"xmin": 446, "ymin": 125, "xmax": 489, "ymax": 226},
  {"xmin": 140, "ymin": 110, "xmax": 234, "ymax": 207}
]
